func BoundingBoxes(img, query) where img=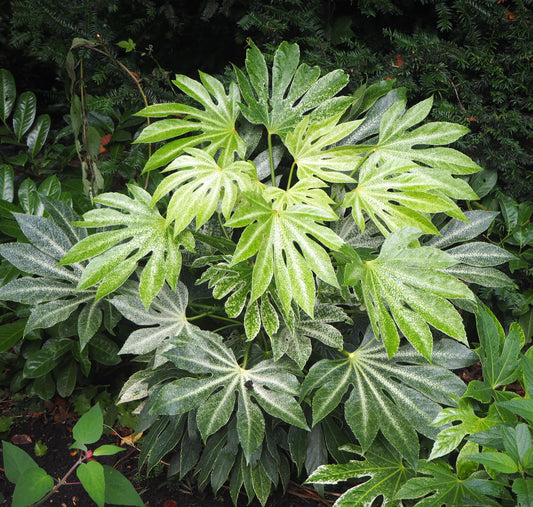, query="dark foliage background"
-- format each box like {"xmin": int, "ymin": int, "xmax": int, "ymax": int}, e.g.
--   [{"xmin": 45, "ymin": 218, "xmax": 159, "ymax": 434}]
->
[{"xmin": 1, "ymin": 0, "xmax": 532, "ymax": 196}]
